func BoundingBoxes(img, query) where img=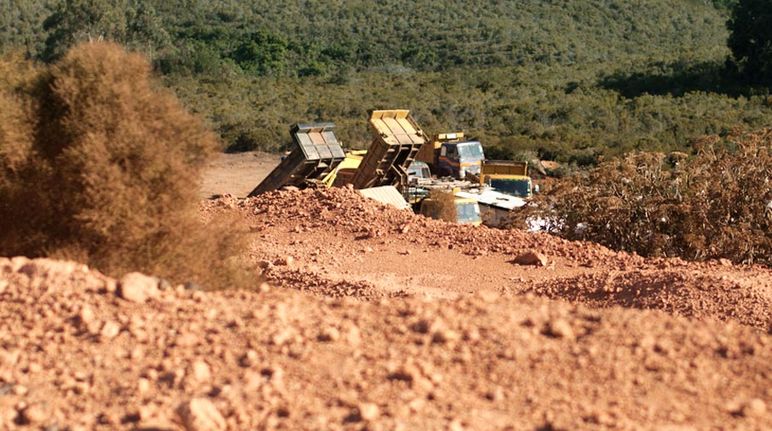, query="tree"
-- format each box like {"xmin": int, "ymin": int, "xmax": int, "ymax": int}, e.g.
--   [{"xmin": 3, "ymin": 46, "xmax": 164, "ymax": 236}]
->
[
  {"xmin": 0, "ymin": 1, "xmax": 57, "ymax": 57},
  {"xmin": 711, "ymin": 0, "xmax": 739, "ymax": 10},
  {"xmin": 728, "ymin": 0, "xmax": 772, "ymax": 84},
  {"xmin": 229, "ymin": 29, "xmax": 288, "ymax": 76},
  {"xmin": 41, "ymin": 0, "xmax": 169, "ymax": 62}
]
